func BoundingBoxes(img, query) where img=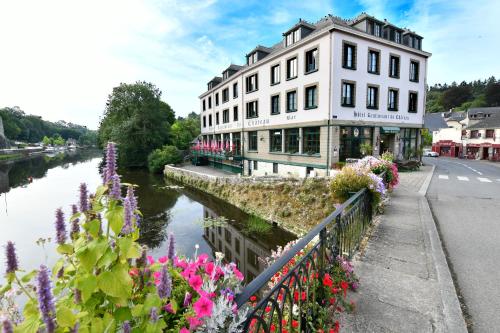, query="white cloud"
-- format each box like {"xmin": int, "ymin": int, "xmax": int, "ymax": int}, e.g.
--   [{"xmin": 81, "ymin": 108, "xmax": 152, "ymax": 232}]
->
[{"xmin": 0, "ymin": 0, "xmax": 225, "ymax": 129}]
